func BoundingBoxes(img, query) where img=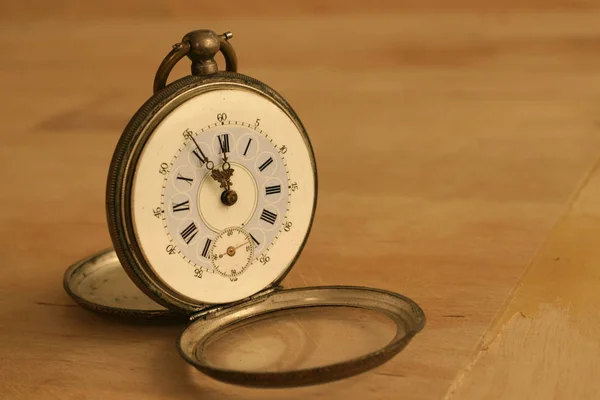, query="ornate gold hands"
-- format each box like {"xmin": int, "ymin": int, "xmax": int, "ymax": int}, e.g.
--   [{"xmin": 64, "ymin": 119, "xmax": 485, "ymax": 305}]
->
[
  {"xmin": 211, "ymin": 164, "xmax": 234, "ymax": 190},
  {"xmin": 185, "ymin": 129, "xmax": 237, "ymax": 206}
]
